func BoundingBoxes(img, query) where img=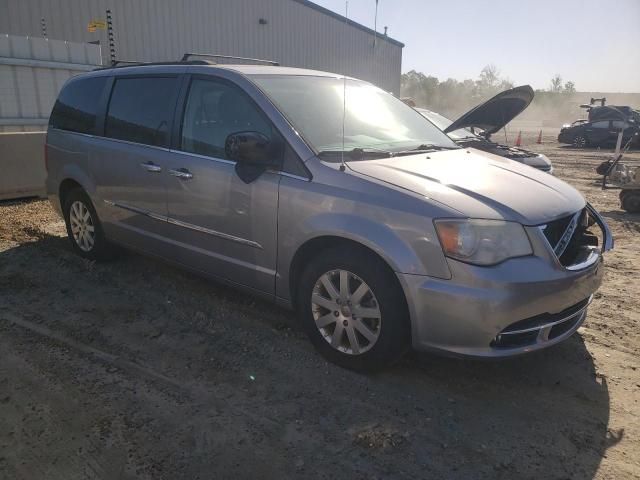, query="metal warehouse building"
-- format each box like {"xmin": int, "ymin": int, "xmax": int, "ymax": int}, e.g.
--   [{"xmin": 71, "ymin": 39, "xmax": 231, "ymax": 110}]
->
[{"xmin": 0, "ymin": 0, "xmax": 404, "ymax": 94}]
